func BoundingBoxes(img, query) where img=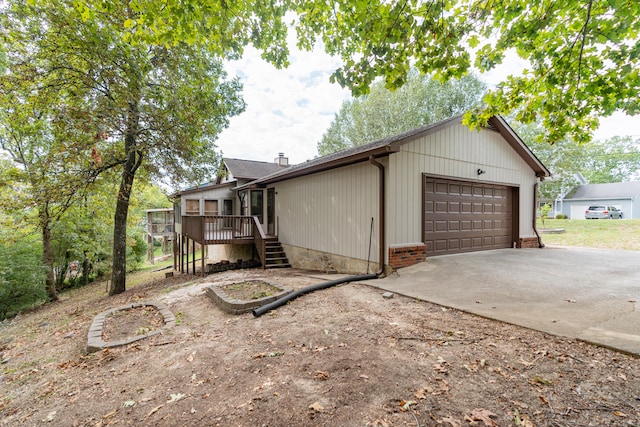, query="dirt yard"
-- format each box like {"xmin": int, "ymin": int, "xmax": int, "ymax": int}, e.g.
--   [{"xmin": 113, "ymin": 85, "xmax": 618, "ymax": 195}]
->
[{"xmin": 1, "ymin": 268, "xmax": 639, "ymax": 426}]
